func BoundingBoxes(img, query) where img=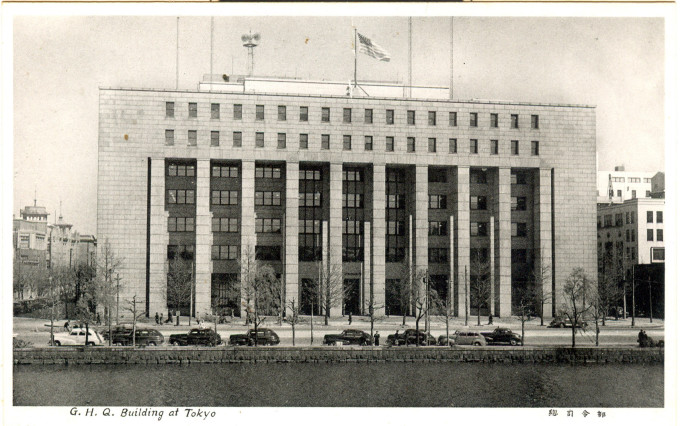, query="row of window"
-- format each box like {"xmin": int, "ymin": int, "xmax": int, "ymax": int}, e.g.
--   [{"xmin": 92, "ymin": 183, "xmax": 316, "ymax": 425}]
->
[
  {"xmin": 165, "ymin": 102, "xmax": 540, "ymax": 129},
  {"xmin": 611, "ymin": 177, "xmax": 652, "ymax": 183},
  {"xmin": 164, "ymin": 129, "xmax": 540, "ymax": 155},
  {"xmin": 599, "ymin": 210, "xmax": 662, "ymax": 228},
  {"xmin": 647, "ymin": 229, "xmax": 664, "ymax": 242}
]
